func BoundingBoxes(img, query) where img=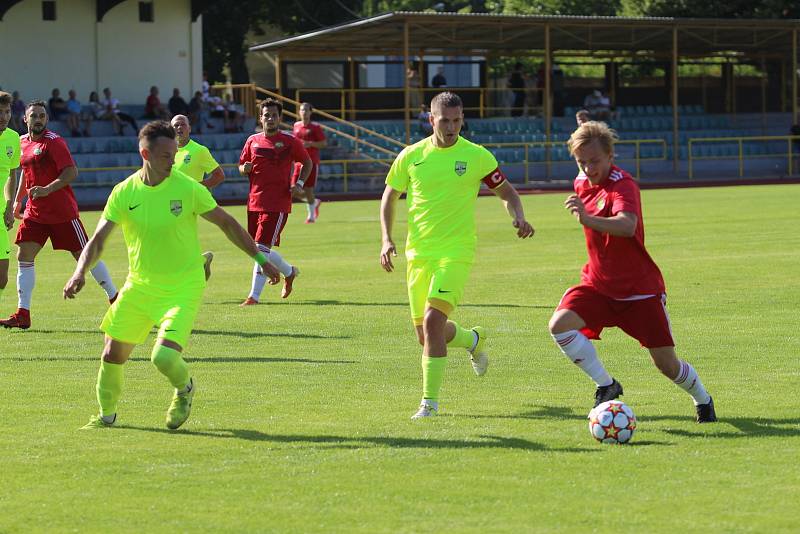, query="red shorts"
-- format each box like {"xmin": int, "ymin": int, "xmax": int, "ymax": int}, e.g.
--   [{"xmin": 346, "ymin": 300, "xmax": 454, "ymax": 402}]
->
[
  {"xmin": 557, "ymin": 284, "xmax": 675, "ymax": 348},
  {"xmin": 15, "ymin": 218, "xmax": 88, "ymax": 252},
  {"xmin": 292, "ymin": 161, "xmax": 318, "ymax": 188},
  {"xmin": 247, "ymin": 211, "xmax": 288, "ymax": 247}
]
